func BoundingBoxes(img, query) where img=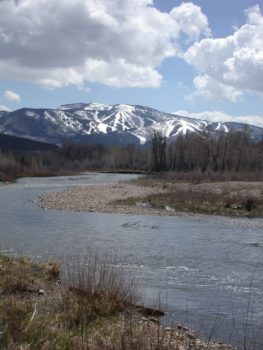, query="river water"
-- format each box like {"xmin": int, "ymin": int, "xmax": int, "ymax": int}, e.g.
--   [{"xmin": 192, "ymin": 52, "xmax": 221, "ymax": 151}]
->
[{"xmin": 0, "ymin": 173, "xmax": 263, "ymax": 349}]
